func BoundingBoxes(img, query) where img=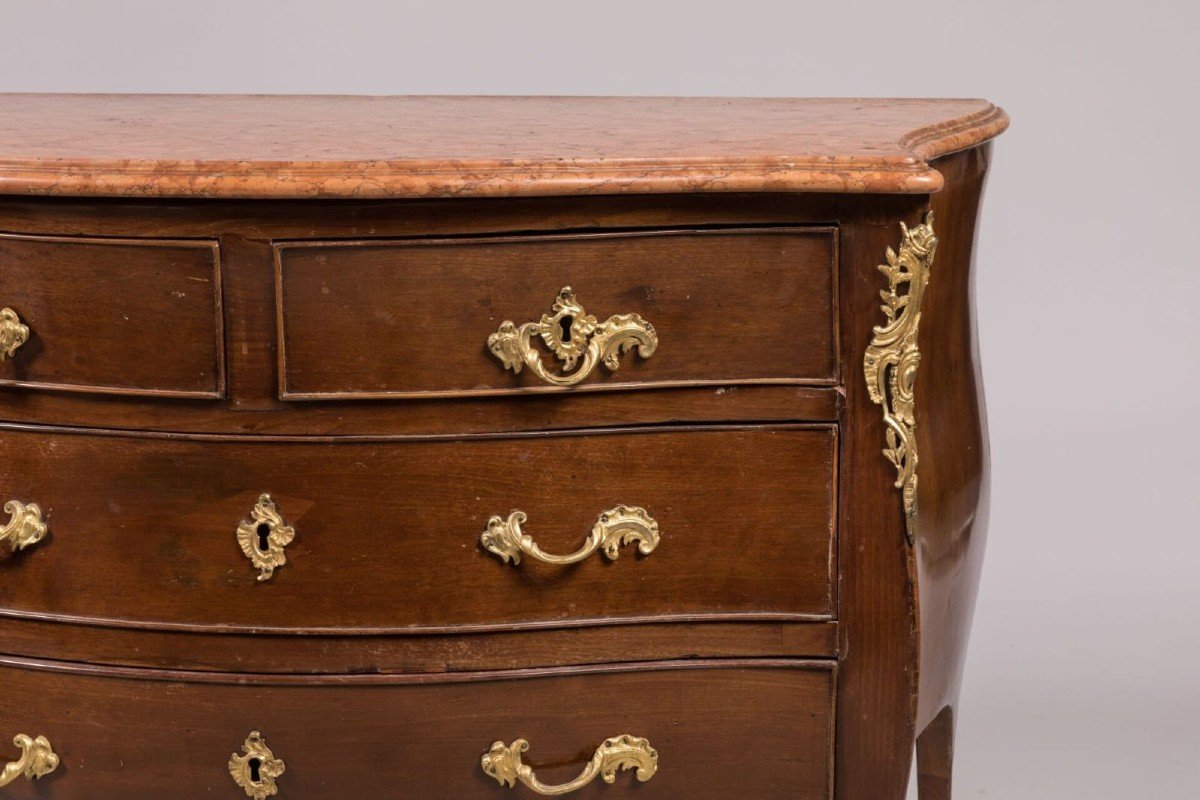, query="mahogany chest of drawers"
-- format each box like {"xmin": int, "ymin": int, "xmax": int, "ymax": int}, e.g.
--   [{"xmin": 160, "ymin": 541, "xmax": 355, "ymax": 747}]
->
[{"xmin": 0, "ymin": 95, "xmax": 1006, "ymax": 800}]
